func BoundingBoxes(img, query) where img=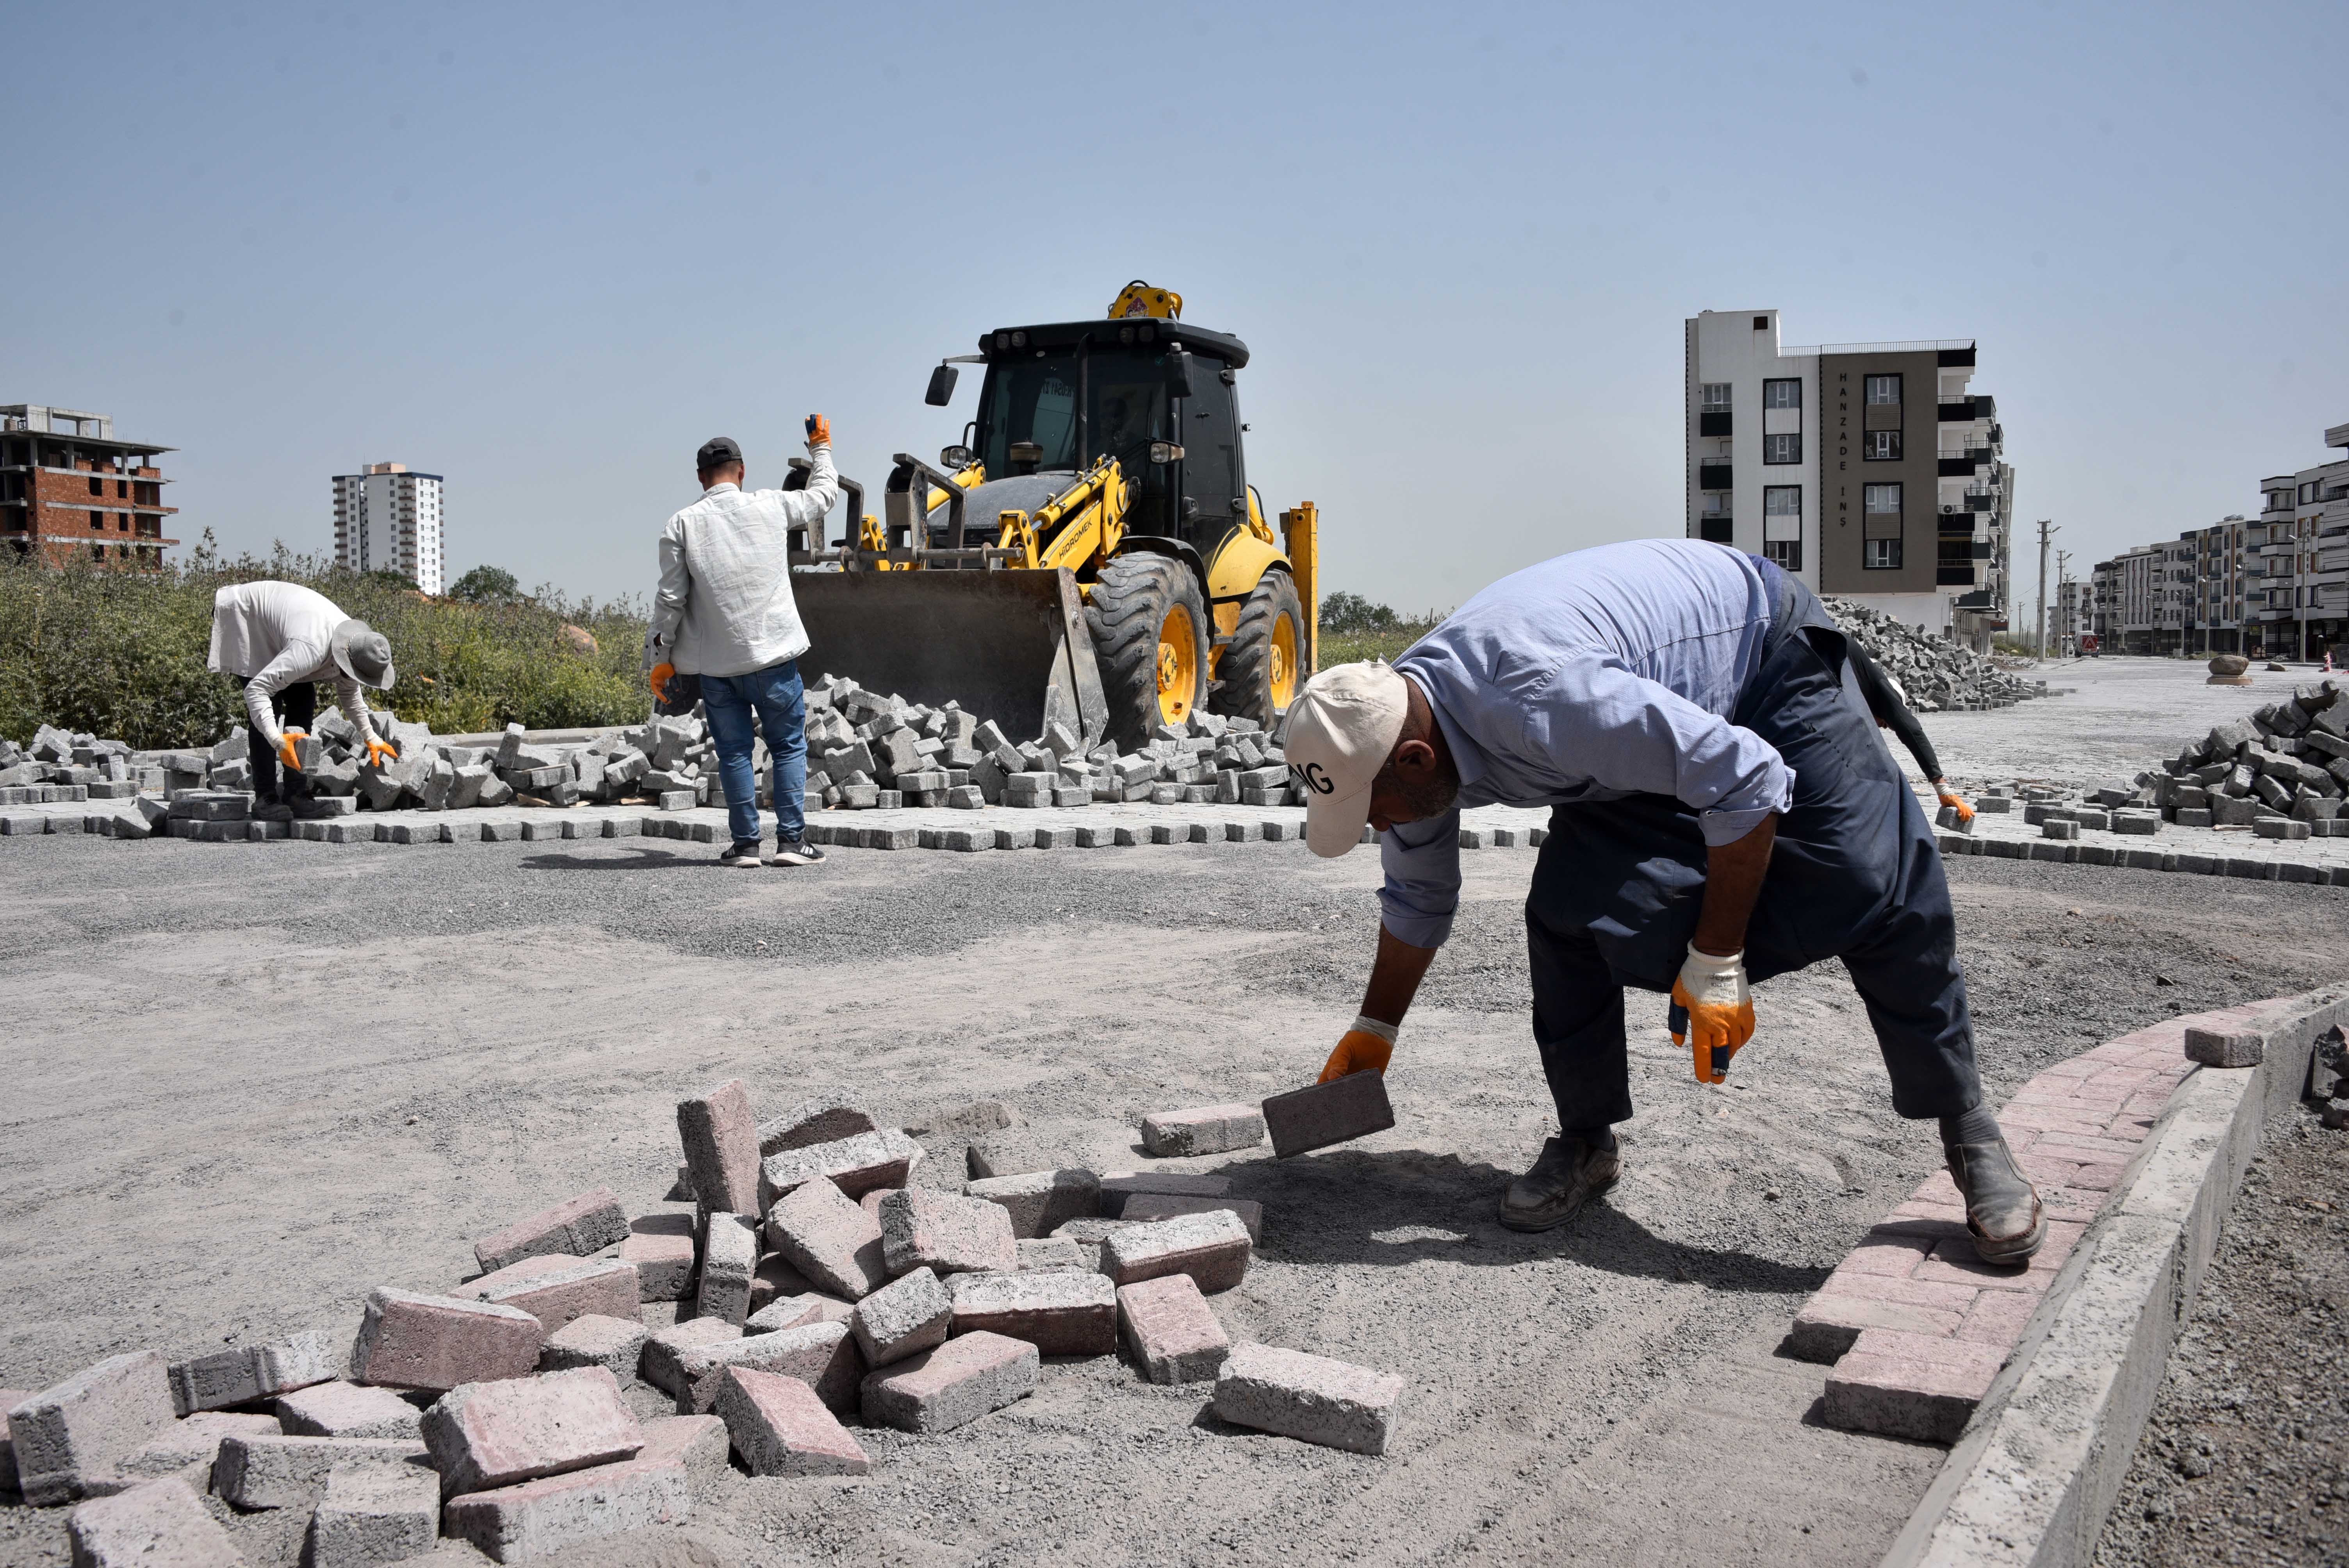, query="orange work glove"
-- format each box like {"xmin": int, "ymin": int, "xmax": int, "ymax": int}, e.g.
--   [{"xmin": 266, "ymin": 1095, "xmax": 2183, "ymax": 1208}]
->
[
  {"xmin": 277, "ymin": 730, "xmax": 307, "ymax": 772},
  {"xmin": 650, "ymin": 662, "xmax": 675, "ymax": 704},
  {"xmin": 1669, "ymin": 944, "xmax": 1755, "ymax": 1086},
  {"xmin": 1935, "ymin": 785, "xmax": 1975, "ymax": 826},
  {"xmin": 804, "ymin": 413, "xmax": 832, "ymax": 448},
  {"xmin": 363, "ymin": 736, "xmax": 399, "ymax": 770},
  {"xmin": 1318, "ymin": 1016, "xmax": 1397, "ymax": 1082}
]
